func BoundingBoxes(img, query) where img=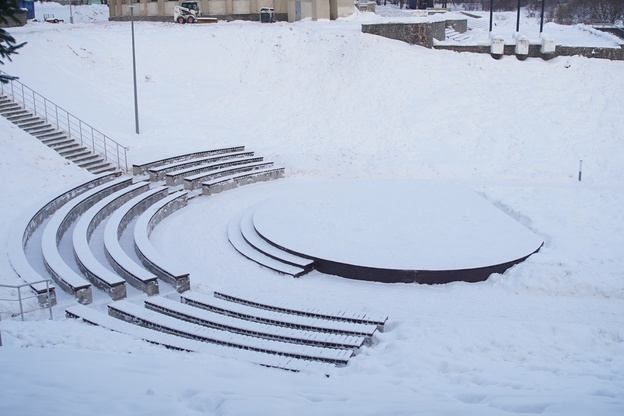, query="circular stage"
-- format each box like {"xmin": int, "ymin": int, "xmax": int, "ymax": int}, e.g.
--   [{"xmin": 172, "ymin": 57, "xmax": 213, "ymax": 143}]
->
[{"xmin": 250, "ymin": 179, "xmax": 543, "ymax": 284}]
